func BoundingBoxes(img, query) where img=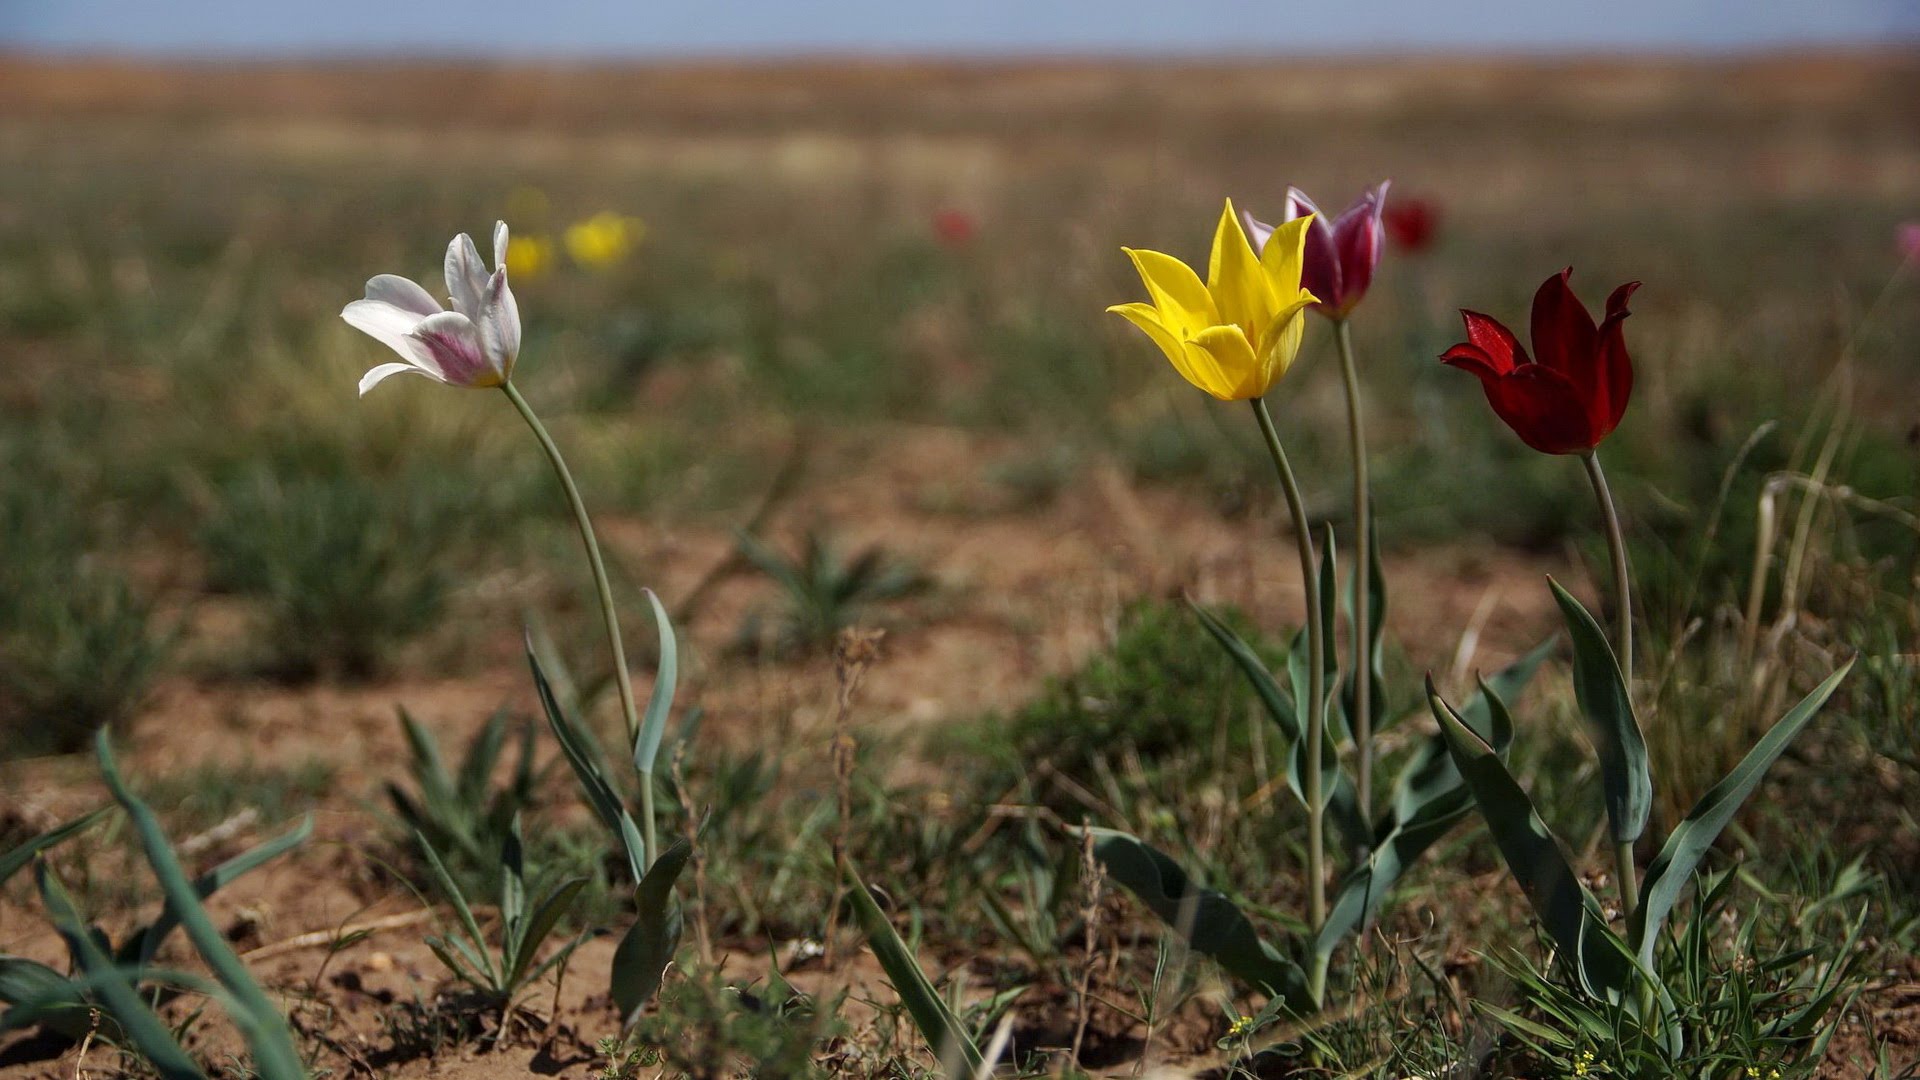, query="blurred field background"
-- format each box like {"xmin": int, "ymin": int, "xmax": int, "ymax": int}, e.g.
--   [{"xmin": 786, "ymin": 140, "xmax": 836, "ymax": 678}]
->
[{"xmin": 3, "ymin": 44, "xmax": 1919, "ymax": 1077}]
